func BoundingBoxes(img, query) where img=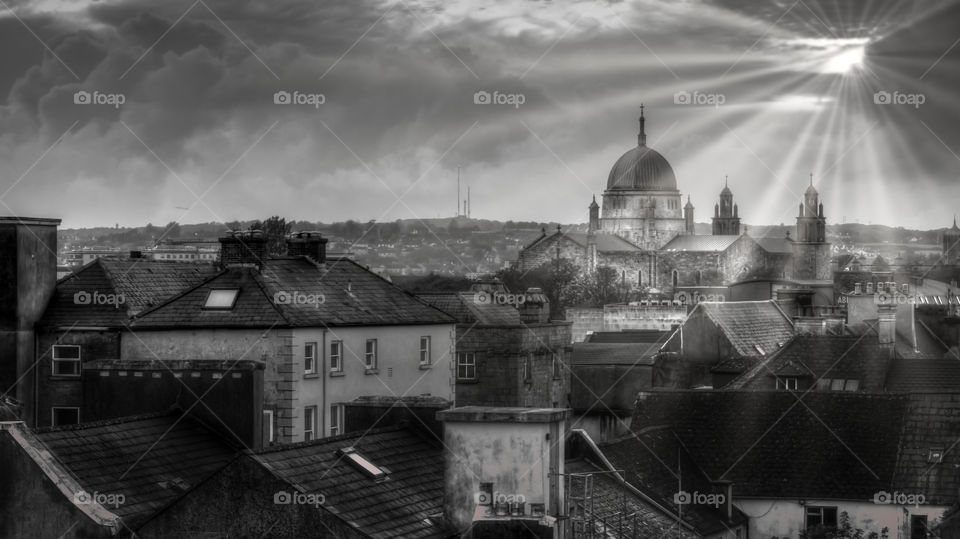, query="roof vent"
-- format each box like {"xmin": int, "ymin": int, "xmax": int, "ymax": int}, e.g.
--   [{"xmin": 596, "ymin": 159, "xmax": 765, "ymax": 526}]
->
[{"xmin": 336, "ymin": 446, "xmax": 387, "ymax": 482}]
